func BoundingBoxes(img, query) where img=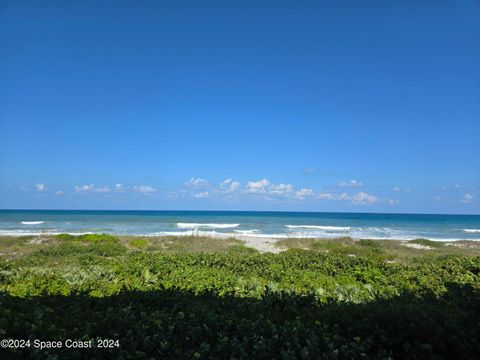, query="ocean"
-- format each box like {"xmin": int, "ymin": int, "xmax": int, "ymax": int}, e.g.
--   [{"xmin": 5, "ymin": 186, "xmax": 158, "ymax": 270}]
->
[{"xmin": 1, "ymin": 210, "xmax": 479, "ymax": 241}]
